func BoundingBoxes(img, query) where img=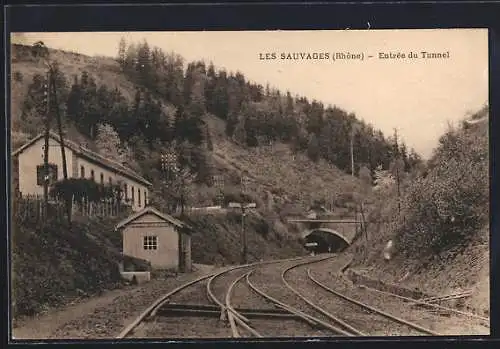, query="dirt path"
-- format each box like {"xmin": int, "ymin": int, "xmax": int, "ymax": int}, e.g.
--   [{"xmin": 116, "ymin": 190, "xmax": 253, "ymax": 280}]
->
[{"xmin": 11, "ymin": 264, "xmax": 218, "ymax": 340}]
